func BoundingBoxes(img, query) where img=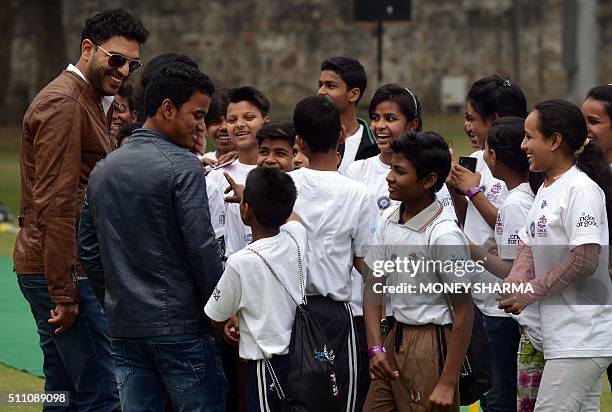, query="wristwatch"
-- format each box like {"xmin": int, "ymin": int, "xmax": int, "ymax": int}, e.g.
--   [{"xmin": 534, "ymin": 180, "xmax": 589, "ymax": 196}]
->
[{"xmin": 380, "ymin": 318, "xmax": 391, "ymax": 335}]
